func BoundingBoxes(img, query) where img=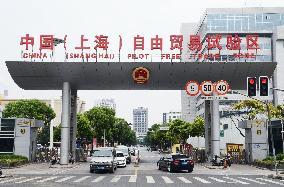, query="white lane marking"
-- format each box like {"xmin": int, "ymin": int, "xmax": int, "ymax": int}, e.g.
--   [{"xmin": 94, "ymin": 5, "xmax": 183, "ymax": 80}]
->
[
  {"xmin": 73, "ymin": 176, "xmax": 91, "ymax": 183},
  {"xmin": 37, "ymin": 176, "xmax": 58, "ymax": 183},
  {"xmin": 92, "ymin": 176, "xmax": 106, "ymax": 183},
  {"xmin": 110, "ymin": 175, "xmax": 121, "ymax": 183},
  {"xmin": 55, "ymin": 176, "xmax": 75, "ymax": 183},
  {"xmin": 177, "ymin": 177, "xmax": 192, "ymax": 183},
  {"xmin": 129, "ymin": 175, "xmax": 137, "ymax": 183},
  {"xmin": 223, "ymin": 177, "xmax": 249, "ymax": 184},
  {"xmin": 146, "ymin": 176, "xmax": 155, "ymax": 183},
  {"xmin": 15, "ymin": 176, "xmax": 42, "ymax": 184},
  {"xmin": 193, "ymin": 177, "xmax": 211, "ymax": 184},
  {"xmin": 162, "ymin": 176, "xmax": 174, "ymax": 184},
  {"xmin": 256, "ymin": 178, "xmax": 284, "ymax": 185},
  {"xmin": 238, "ymin": 177, "xmax": 266, "ymax": 184},
  {"xmin": 0, "ymin": 177, "xmax": 26, "ymax": 184},
  {"xmin": 208, "ymin": 177, "xmax": 226, "ymax": 183}
]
